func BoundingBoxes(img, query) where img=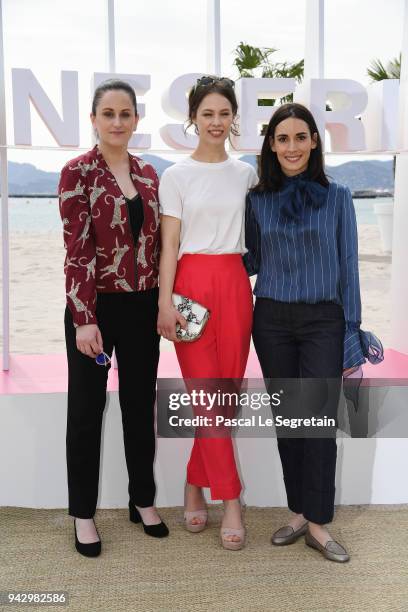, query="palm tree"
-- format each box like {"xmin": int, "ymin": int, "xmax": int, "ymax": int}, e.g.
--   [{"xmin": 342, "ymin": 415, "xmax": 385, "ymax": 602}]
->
[
  {"xmin": 232, "ymin": 41, "xmax": 304, "ymax": 107},
  {"xmin": 367, "ymin": 53, "xmax": 401, "ymax": 178},
  {"xmin": 367, "ymin": 54, "xmax": 401, "ymax": 82},
  {"xmin": 233, "ymin": 42, "xmax": 278, "ymax": 79}
]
